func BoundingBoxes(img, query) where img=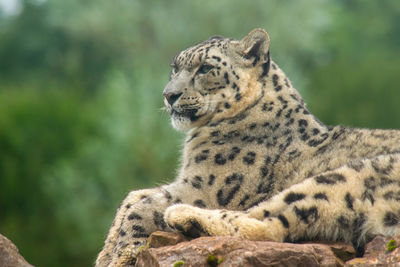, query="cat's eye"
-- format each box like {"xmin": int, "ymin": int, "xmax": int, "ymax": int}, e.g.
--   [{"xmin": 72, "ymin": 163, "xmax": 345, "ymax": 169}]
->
[
  {"xmin": 171, "ymin": 66, "xmax": 179, "ymax": 74},
  {"xmin": 170, "ymin": 62, "xmax": 179, "ymax": 75},
  {"xmin": 197, "ymin": 64, "xmax": 214, "ymax": 74}
]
